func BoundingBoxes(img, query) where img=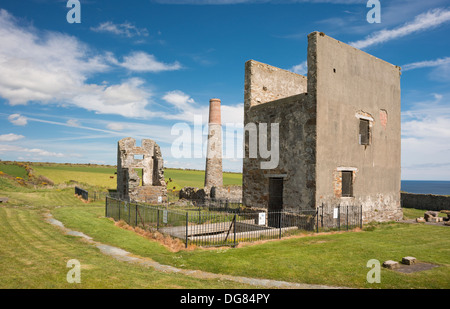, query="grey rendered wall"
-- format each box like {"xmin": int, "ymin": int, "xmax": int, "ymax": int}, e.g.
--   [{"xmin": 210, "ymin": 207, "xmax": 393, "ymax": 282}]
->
[{"xmin": 310, "ymin": 32, "xmax": 403, "ymax": 222}]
